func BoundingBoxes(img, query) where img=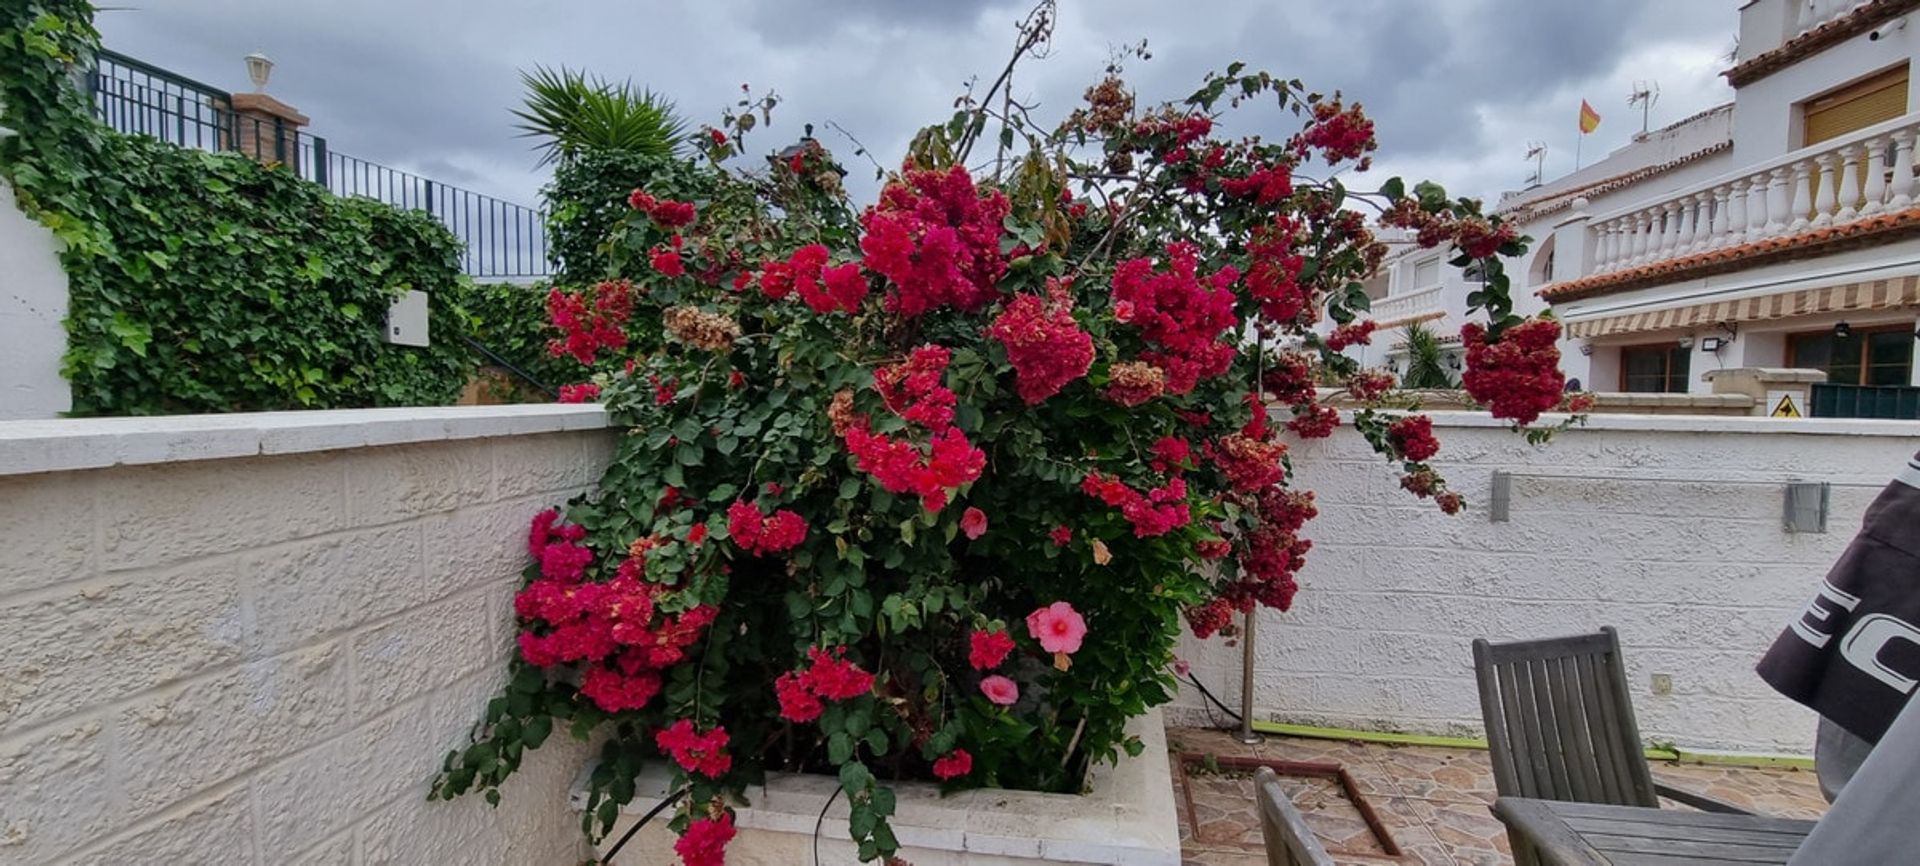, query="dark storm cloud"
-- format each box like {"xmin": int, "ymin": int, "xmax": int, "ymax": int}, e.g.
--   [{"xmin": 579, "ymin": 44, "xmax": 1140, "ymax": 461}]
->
[{"xmin": 92, "ymin": 1, "xmax": 1741, "ymax": 209}]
